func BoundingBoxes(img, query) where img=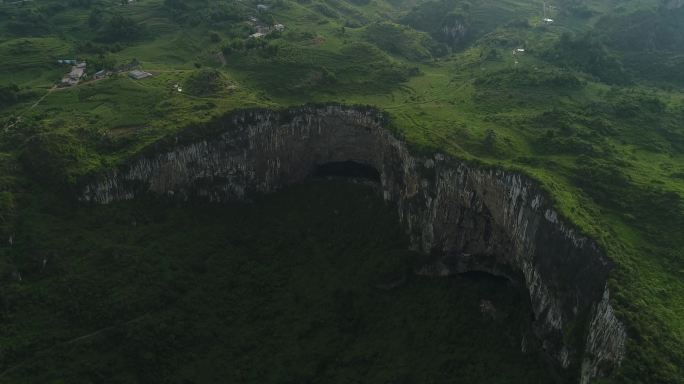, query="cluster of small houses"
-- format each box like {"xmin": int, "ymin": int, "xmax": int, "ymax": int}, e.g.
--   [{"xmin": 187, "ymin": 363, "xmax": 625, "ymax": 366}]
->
[
  {"xmin": 55, "ymin": 11, "xmax": 286, "ymax": 87},
  {"xmin": 512, "ymin": 48, "xmax": 525, "ymax": 64},
  {"xmin": 55, "ymin": 3, "xmax": 286, "ymax": 86},
  {"xmin": 55, "ymin": 18, "xmax": 287, "ymax": 88},
  {"xmin": 57, "ymin": 60, "xmax": 87, "ymax": 87},
  {"xmin": 248, "ymin": 9, "xmax": 285, "ymax": 39},
  {"xmin": 57, "ymin": 59, "xmax": 152, "ymax": 88}
]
